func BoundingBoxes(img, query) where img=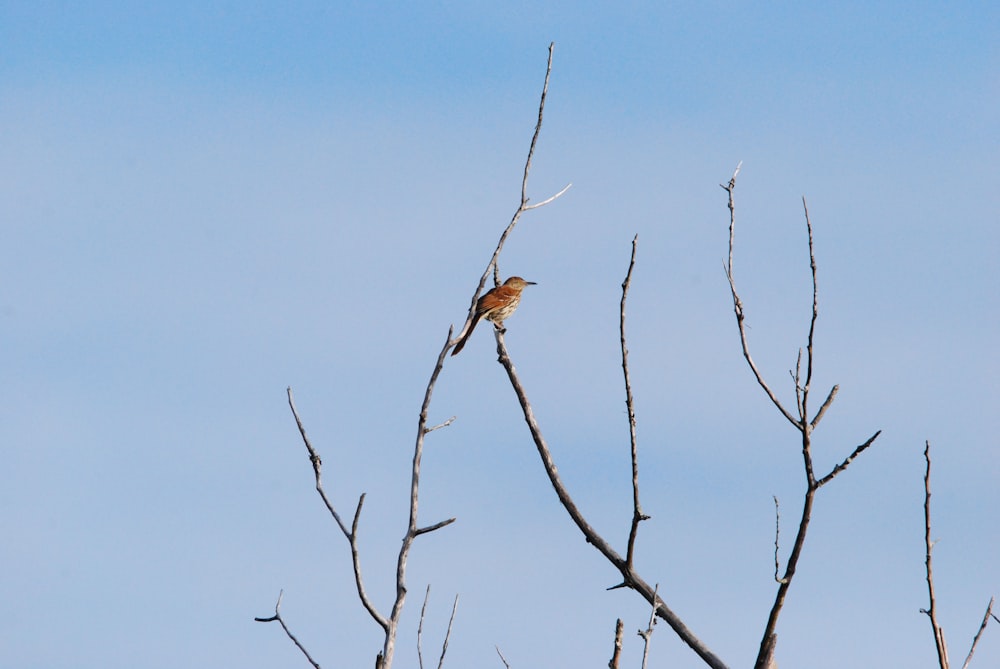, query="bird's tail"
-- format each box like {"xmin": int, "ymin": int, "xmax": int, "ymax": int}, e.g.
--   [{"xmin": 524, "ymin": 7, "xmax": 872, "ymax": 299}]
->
[{"xmin": 451, "ymin": 314, "xmax": 481, "ymax": 355}]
